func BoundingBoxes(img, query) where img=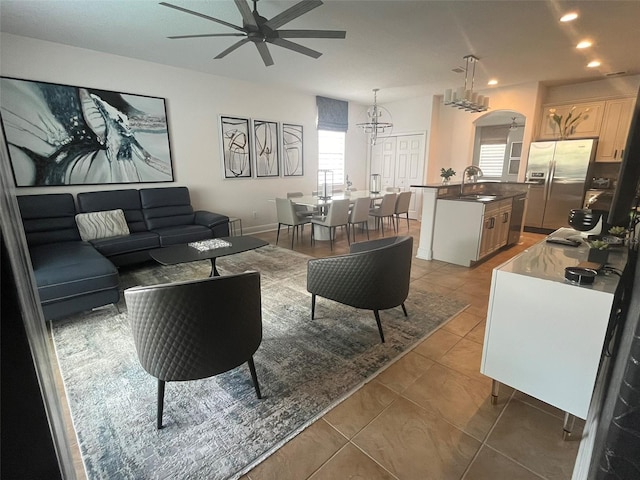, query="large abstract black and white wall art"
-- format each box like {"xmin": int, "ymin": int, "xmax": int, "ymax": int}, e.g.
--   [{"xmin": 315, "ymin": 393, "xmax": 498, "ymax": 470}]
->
[
  {"xmin": 0, "ymin": 77, "xmax": 174, "ymax": 186},
  {"xmin": 220, "ymin": 115, "xmax": 252, "ymax": 179},
  {"xmin": 282, "ymin": 123, "xmax": 303, "ymax": 177},
  {"xmin": 253, "ymin": 119, "xmax": 279, "ymax": 178}
]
